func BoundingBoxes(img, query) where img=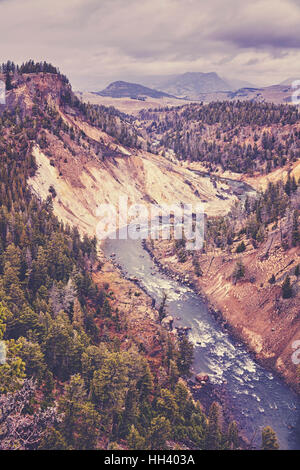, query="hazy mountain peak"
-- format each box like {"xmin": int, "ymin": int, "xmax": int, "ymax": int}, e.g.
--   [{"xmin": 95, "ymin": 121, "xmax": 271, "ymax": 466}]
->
[
  {"xmin": 97, "ymin": 80, "xmax": 176, "ymax": 99},
  {"xmin": 138, "ymin": 71, "xmax": 232, "ymax": 99}
]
